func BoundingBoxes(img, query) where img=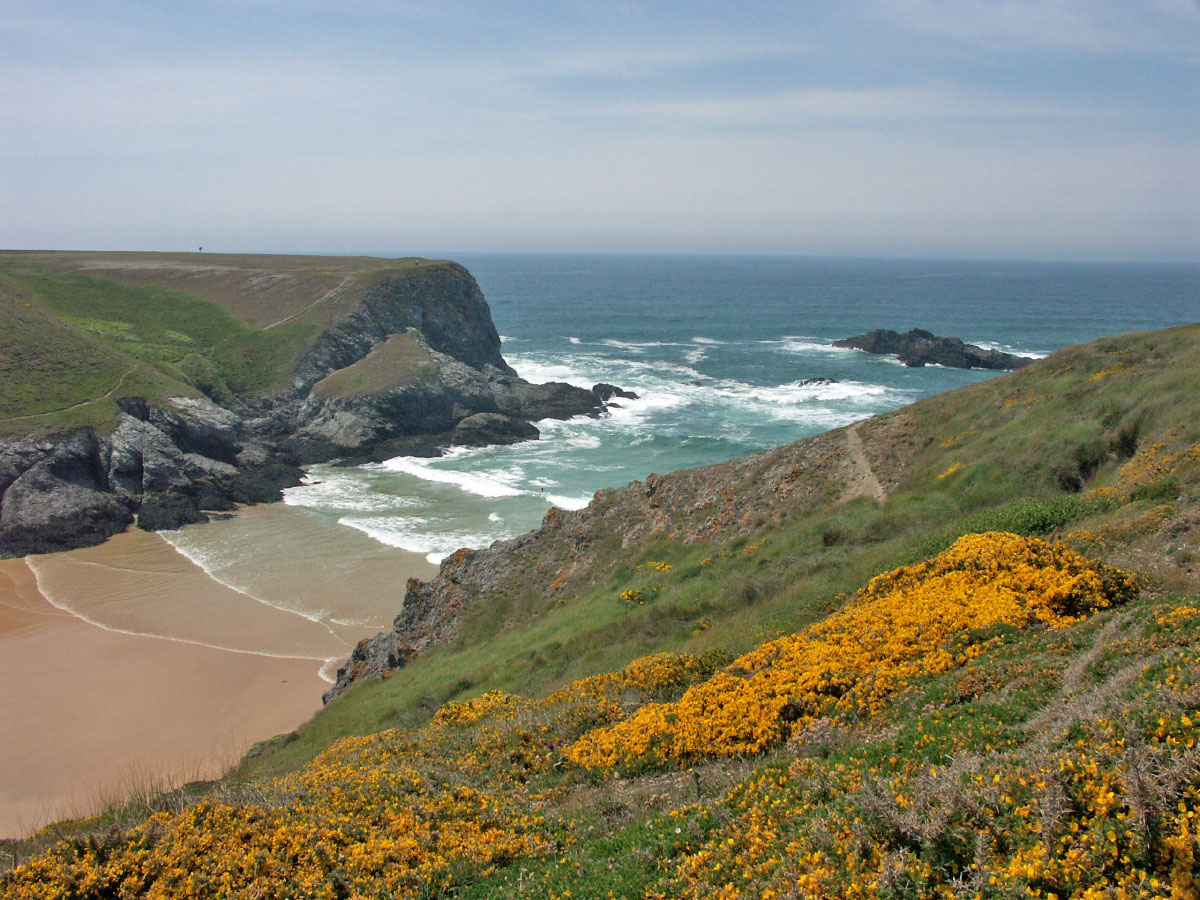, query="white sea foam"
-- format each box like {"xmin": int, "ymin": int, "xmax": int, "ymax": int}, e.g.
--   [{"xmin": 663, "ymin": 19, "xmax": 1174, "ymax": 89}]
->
[
  {"xmin": 318, "ymin": 657, "xmax": 343, "ymax": 683},
  {"xmin": 488, "ymin": 512, "xmax": 504, "ymax": 523},
  {"xmin": 506, "ymin": 354, "xmax": 594, "ymax": 387},
  {"xmin": 769, "ymin": 336, "xmax": 856, "ymax": 356},
  {"xmin": 599, "ymin": 338, "xmax": 687, "ymax": 352},
  {"xmin": 157, "ymin": 532, "xmax": 337, "ymax": 631},
  {"xmin": 379, "ymin": 456, "xmax": 527, "ymax": 498},
  {"xmin": 329, "ymin": 616, "xmax": 381, "ymax": 628},
  {"xmin": 568, "ymin": 336, "xmax": 582, "ymax": 344},
  {"xmin": 692, "ymin": 336, "xmax": 724, "ymax": 345},
  {"xmin": 338, "ymin": 516, "xmax": 506, "ymax": 564},
  {"xmin": 546, "ymin": 494, "xmax": 591, "ymax": 510},
  {"xmin": 564, "ymin": 434, "xmax": 602, "ymax": 449},
  {"xmin": 972, "ymin": 340, "xmax": 1049, "ymax": 359},
  {"xmin": 284, "ymin": 471, "xmax": 424, "ymax": 513}
]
